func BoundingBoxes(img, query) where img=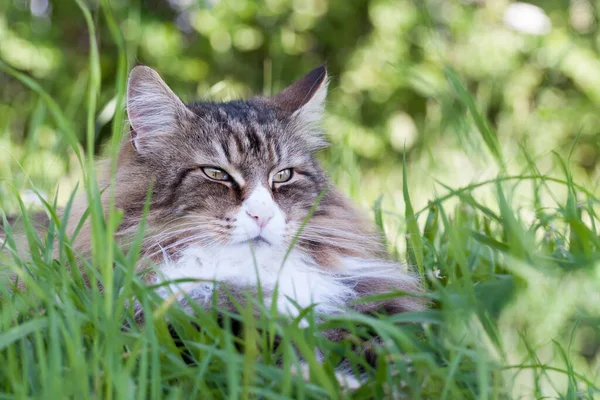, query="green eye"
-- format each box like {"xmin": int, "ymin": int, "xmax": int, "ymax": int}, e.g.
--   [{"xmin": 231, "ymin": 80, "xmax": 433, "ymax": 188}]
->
[
  {"xmin": 273, "ymin": 168, "xmax": 293, "ymax": 183},
  {"xmin": 202, "ymin": 167, "xmax": 230, "ymax": 181}
]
